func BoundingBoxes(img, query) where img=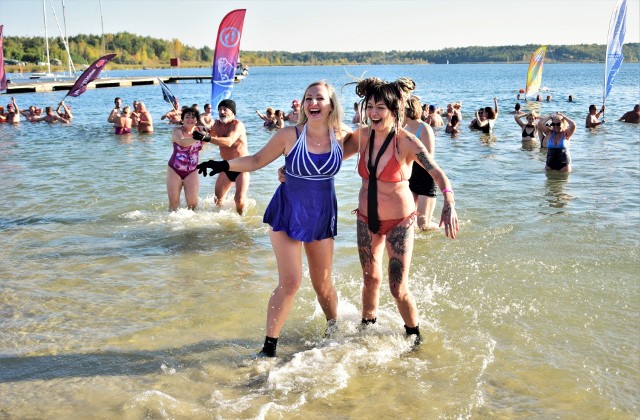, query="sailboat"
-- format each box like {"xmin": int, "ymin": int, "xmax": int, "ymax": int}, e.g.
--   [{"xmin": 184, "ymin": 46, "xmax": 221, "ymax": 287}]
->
[{"xmin": 30, "ymin": 0, "xmax": 76, "ymax": 81}]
